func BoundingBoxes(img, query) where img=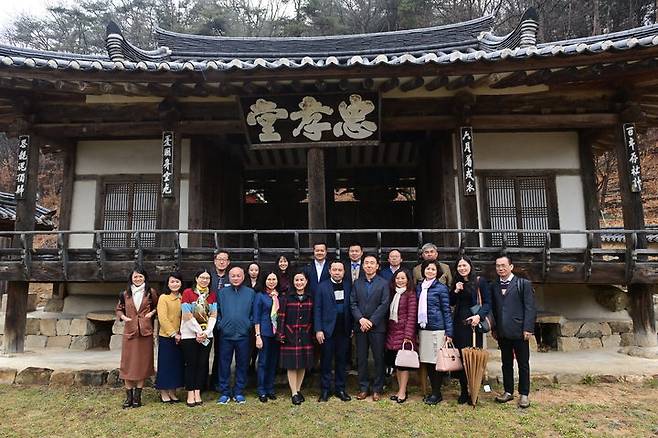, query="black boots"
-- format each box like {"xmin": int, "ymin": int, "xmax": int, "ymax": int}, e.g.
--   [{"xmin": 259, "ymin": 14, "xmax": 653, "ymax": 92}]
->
[
  {"xmin": 122, "ymin": 389, "xmax": 133, "ymax": 409},
  {"xmin": 132, "ymin": 388, "xmax": 143, "ymax": 408}
]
